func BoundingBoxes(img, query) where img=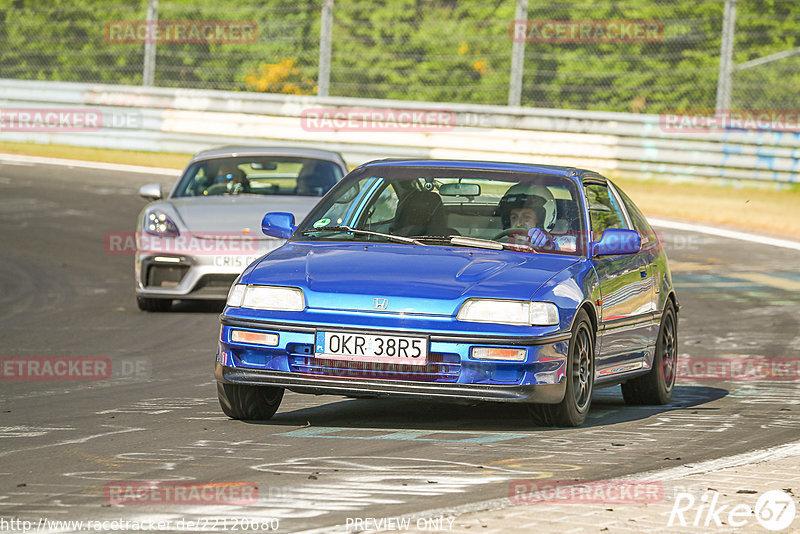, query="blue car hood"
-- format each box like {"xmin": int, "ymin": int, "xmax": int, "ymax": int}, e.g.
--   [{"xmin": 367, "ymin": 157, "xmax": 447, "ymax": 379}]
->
[{"xmin": 246, "ymin": 242, "xmax": 579, "ymax": 316}]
